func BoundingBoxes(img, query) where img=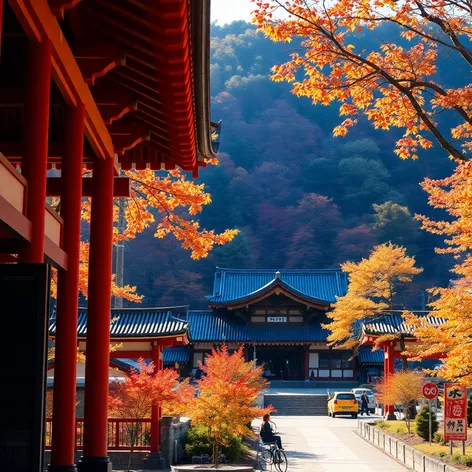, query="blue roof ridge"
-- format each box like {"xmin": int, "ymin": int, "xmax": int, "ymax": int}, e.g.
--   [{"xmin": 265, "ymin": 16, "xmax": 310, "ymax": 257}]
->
[
  {"xmin": 78, "ymin": 305, "xmax": 190, "ymax": 313},
  {"xmin": 214, "ymin": 267, "xmax": 344, "ymax": 273},
  {"xmin": 211, "ymin": 277, "xmax": 334, "ymax": 306}
]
